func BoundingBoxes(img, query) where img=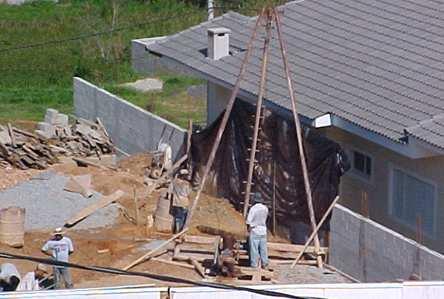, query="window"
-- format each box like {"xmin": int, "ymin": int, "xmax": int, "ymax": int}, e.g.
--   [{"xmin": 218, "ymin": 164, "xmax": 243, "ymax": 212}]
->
[
  {"xmin": 352, "ymin": 150, "xmax": 372, "ymax": 178},
  {"xmin": 391, "ymin": 169, "xmax": 436, "ymax": 236}
]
